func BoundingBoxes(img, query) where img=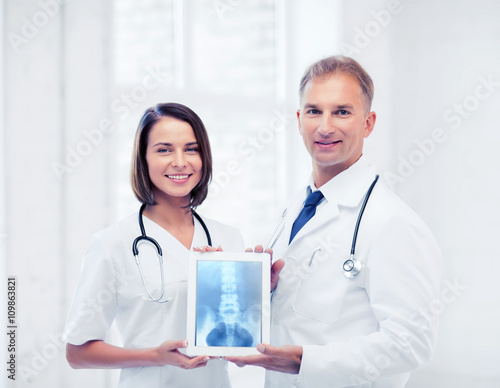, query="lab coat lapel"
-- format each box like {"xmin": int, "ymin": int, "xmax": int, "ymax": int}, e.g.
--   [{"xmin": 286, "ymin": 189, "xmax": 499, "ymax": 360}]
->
[
  {"xmin": 289, "ymin": 201, "xmax": 340, "ymax": 246},
  {"xmin": 288, "ymin": 162, "xmax": 377, "ymax": 246},
  {"xmin": 272, "ymin": 189, "xmax": 309, "ymax": 256},
  {"xmin": 141, "ymin": 216, "xmax": 190, "ymax": 266}
]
